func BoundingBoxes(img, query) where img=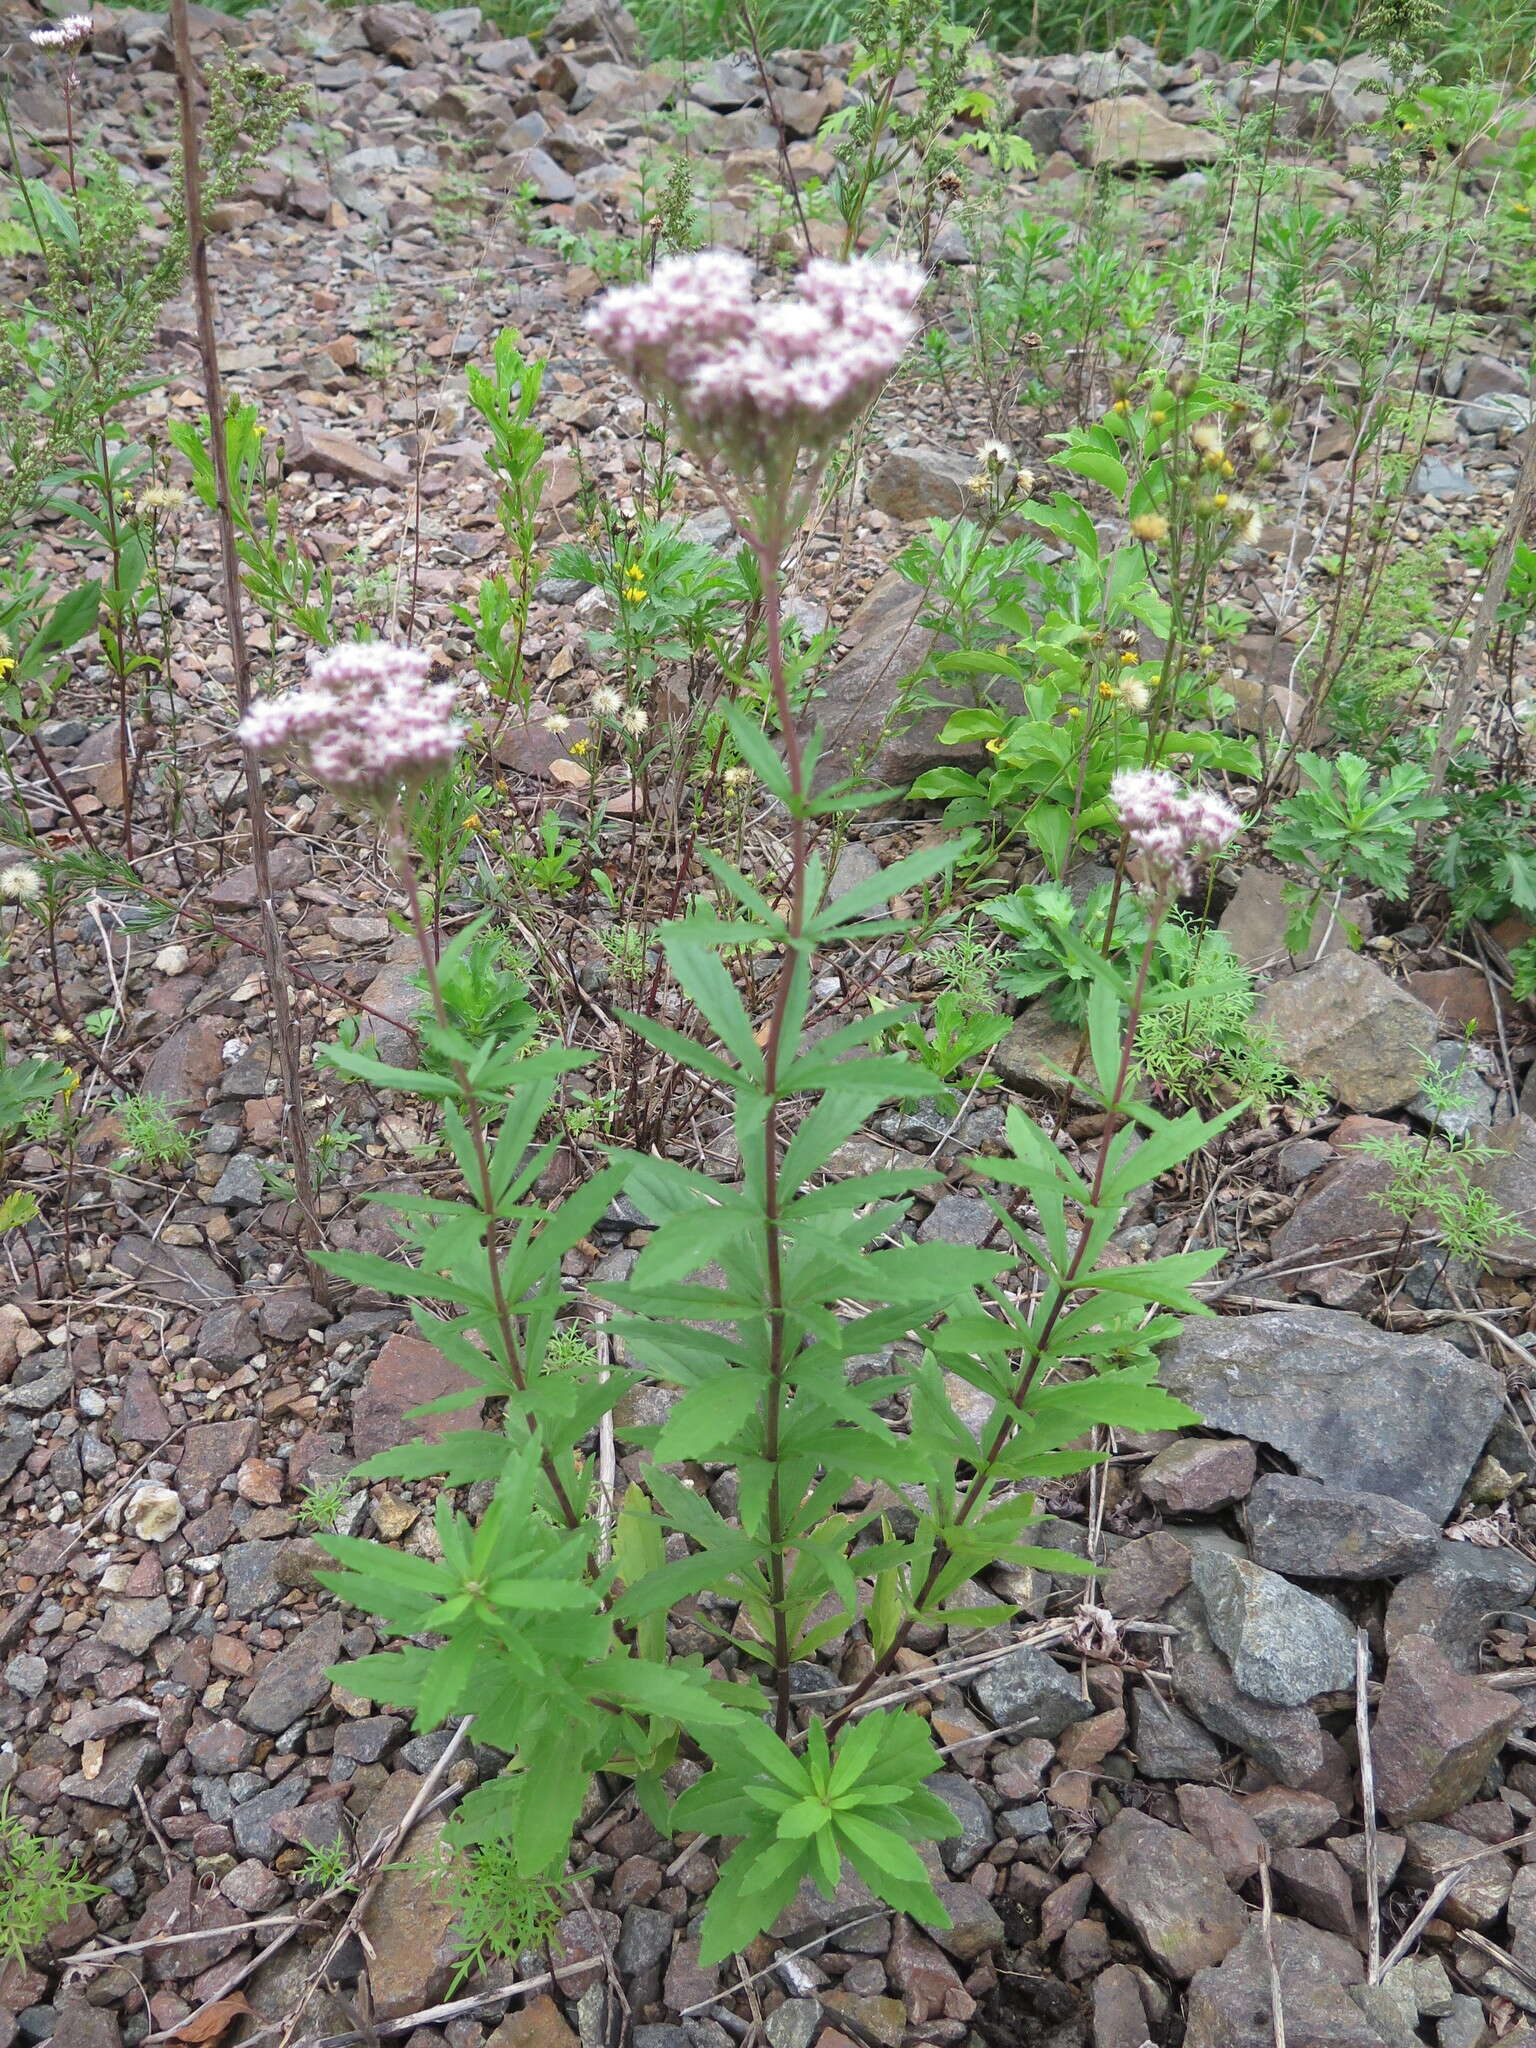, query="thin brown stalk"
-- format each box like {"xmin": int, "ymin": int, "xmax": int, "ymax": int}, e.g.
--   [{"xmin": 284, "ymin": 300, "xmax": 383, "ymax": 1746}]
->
[{"xmin": 168, "ymin": 0, "xmax": 328, "ymax": 1305}]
